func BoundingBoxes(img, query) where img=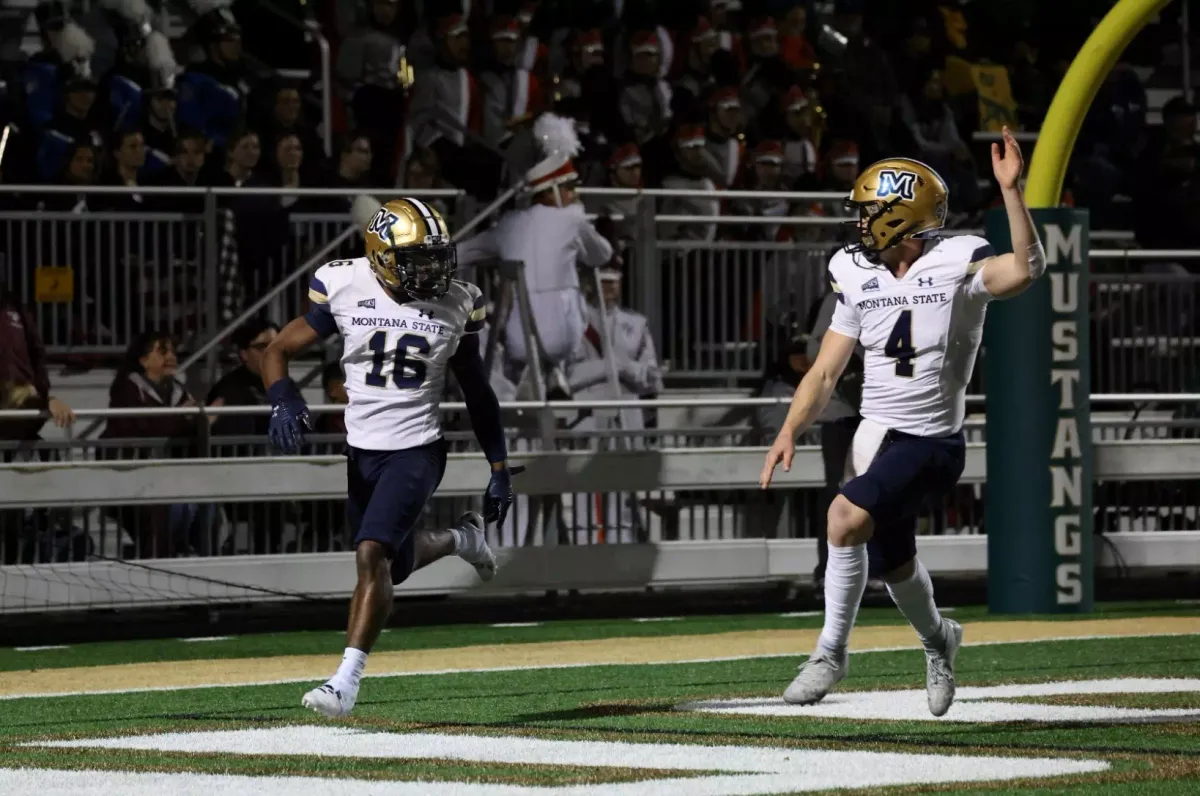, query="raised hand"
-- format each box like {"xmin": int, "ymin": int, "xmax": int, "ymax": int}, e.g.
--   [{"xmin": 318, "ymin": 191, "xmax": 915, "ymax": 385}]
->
[{"xmin": 990, "ymin": 126, "xmax": 1024, "ymax": 191}]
